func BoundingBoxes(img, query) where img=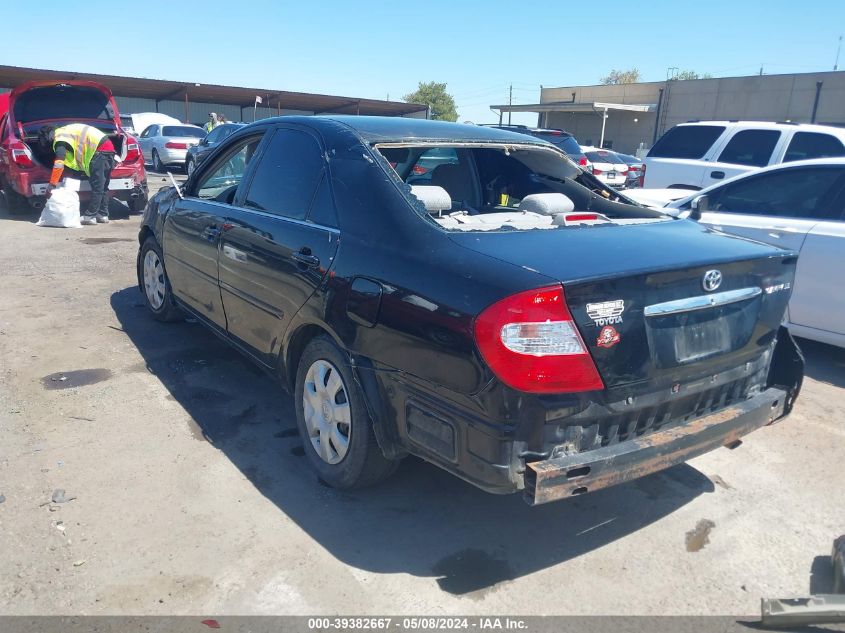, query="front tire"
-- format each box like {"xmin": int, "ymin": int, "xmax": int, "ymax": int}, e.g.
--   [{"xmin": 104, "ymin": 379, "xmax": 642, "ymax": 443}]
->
[
  {"xmin": 152, "ymin": 150, "xmax": 164, "ymax": 173},
  {"xmin": 138, "ymin": 237, "xmax": 182, "ymax": 322},
  {"xmin": 294, "ymin": 335, "xmax": 399, "ymax": 489},
  {"xmin": 185, "ymin": 156, "xmax": 195, "ymax": 177}
]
